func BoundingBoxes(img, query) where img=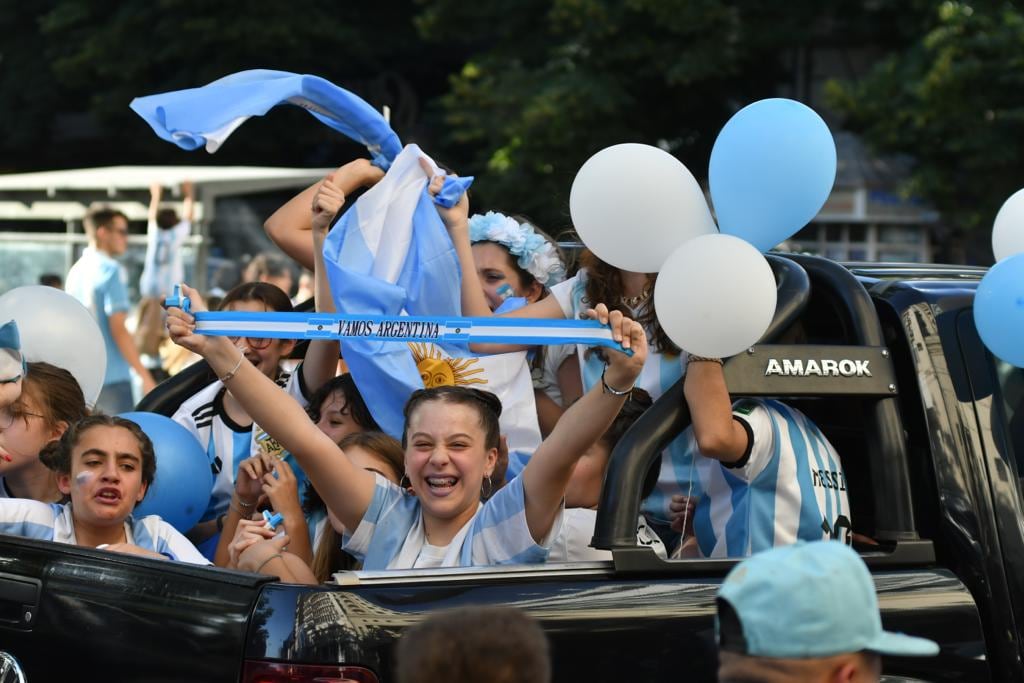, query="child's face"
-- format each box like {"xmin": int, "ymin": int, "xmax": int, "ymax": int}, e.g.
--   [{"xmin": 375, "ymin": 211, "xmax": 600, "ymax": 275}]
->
[
  {"xmin": 472, "ymin": 242, "xmax": 541, "ymax": 310},
  {"xmin": 58, "ymin": 425, "xmax": 148, "ymax": 529},
  {"xmin": 225, "ymin": 299, "xmax": 295, "ymax": 378},
  {"xmin": 0, "ymin": 393, "xmax": 62, "ymax": 475},
  {"xmin": 404, "ymin": 401, "xmax": 497, "ymax": 523},
  {"xmin": 316, "ymin": 391, "xmax": 362, "ymax": 445}
]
